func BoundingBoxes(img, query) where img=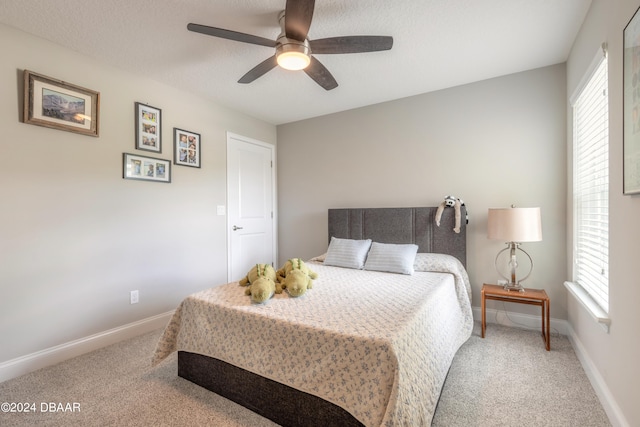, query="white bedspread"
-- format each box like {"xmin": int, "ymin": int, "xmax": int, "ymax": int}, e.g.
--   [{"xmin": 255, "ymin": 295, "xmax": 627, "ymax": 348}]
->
[{"xmin": 152, "ymin": 254, "xmax": 473, "ymax": 426}]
